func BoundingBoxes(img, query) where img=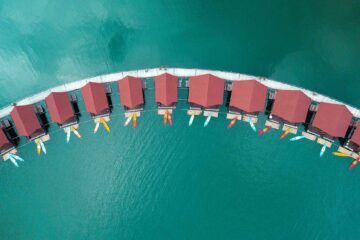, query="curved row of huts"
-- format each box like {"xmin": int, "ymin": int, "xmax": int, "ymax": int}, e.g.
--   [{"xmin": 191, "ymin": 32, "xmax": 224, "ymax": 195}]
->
[{"xmin": 0, "ymin": 73, "xmax": 359, "ymax": 162}]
